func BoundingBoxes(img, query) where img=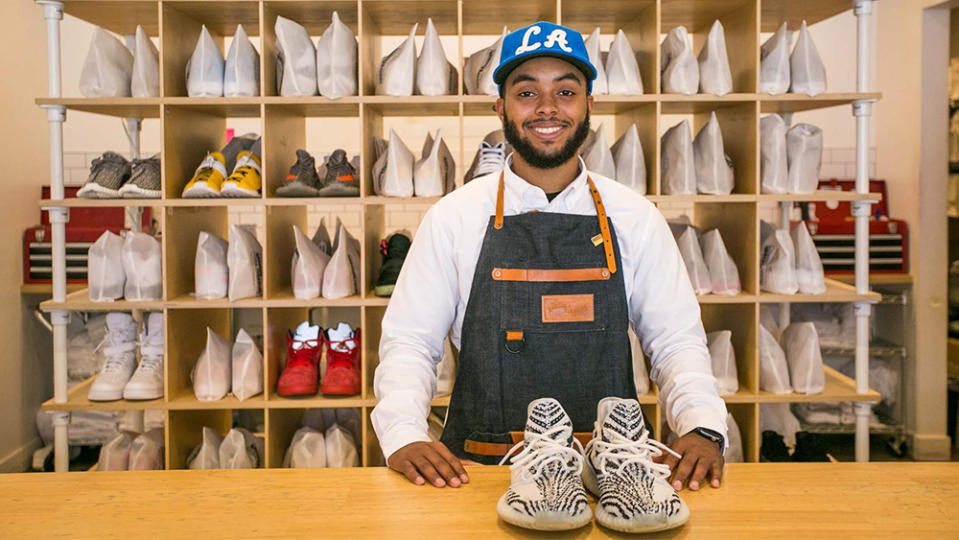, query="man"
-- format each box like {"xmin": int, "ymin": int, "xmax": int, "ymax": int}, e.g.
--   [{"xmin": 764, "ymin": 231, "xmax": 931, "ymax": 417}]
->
[{"xmin": 372, "ymin": 22, "xmax": 727, "ymax": 493}]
